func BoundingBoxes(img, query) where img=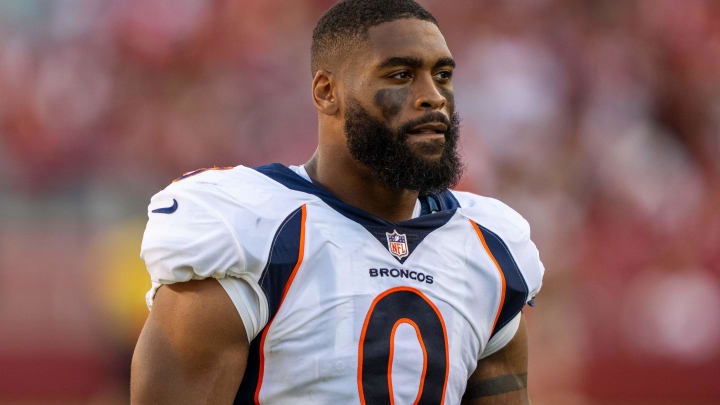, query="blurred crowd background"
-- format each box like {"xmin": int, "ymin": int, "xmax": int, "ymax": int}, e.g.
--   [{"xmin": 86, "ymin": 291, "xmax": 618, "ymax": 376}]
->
[{"xmin": 1, "ymin": 0, "xmax": 719, "ymax": 404}]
